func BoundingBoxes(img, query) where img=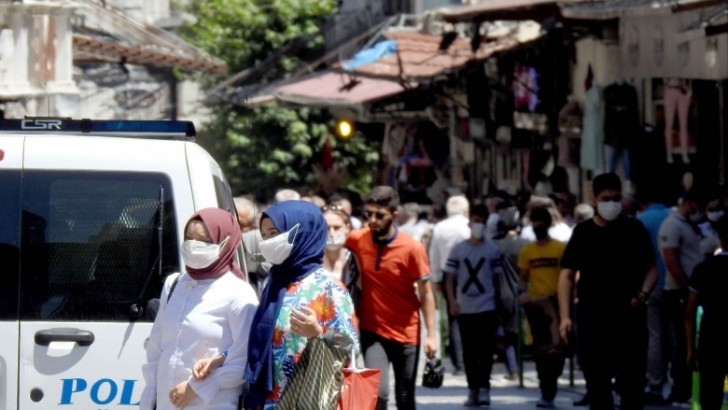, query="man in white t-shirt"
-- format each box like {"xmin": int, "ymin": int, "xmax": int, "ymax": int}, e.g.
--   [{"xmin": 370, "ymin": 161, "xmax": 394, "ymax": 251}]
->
[{"xmin": 429, "ymin": 195, "xmax": 470, "ymax": 375}]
